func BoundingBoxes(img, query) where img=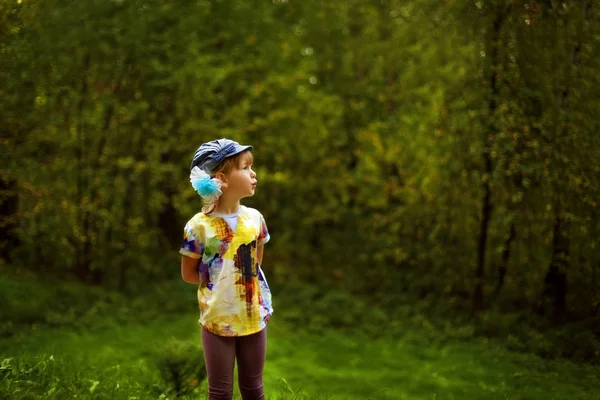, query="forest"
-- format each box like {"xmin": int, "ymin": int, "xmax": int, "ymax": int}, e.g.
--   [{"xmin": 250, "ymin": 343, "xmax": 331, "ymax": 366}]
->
[{"xmin": 1, "ymin": 0, "xmax": 599, "ymax": 399}]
